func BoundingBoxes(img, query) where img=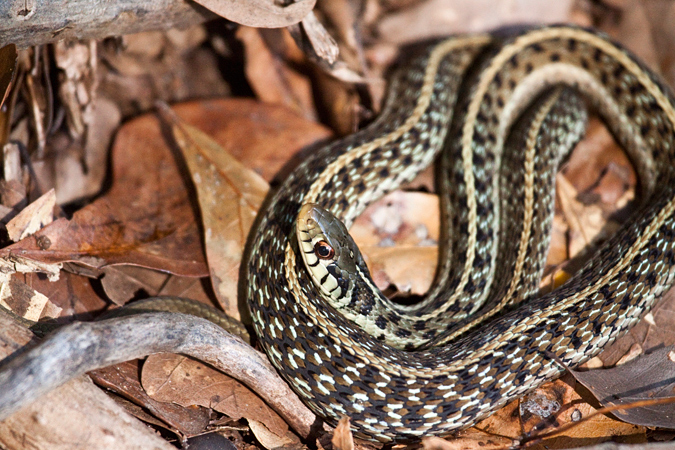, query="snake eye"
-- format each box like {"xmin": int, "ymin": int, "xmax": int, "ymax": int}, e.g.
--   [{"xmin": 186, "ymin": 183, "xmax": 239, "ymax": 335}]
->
[{"xmin": 314, "ymin": 241, "xmax": 335, "ymax": 260}]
